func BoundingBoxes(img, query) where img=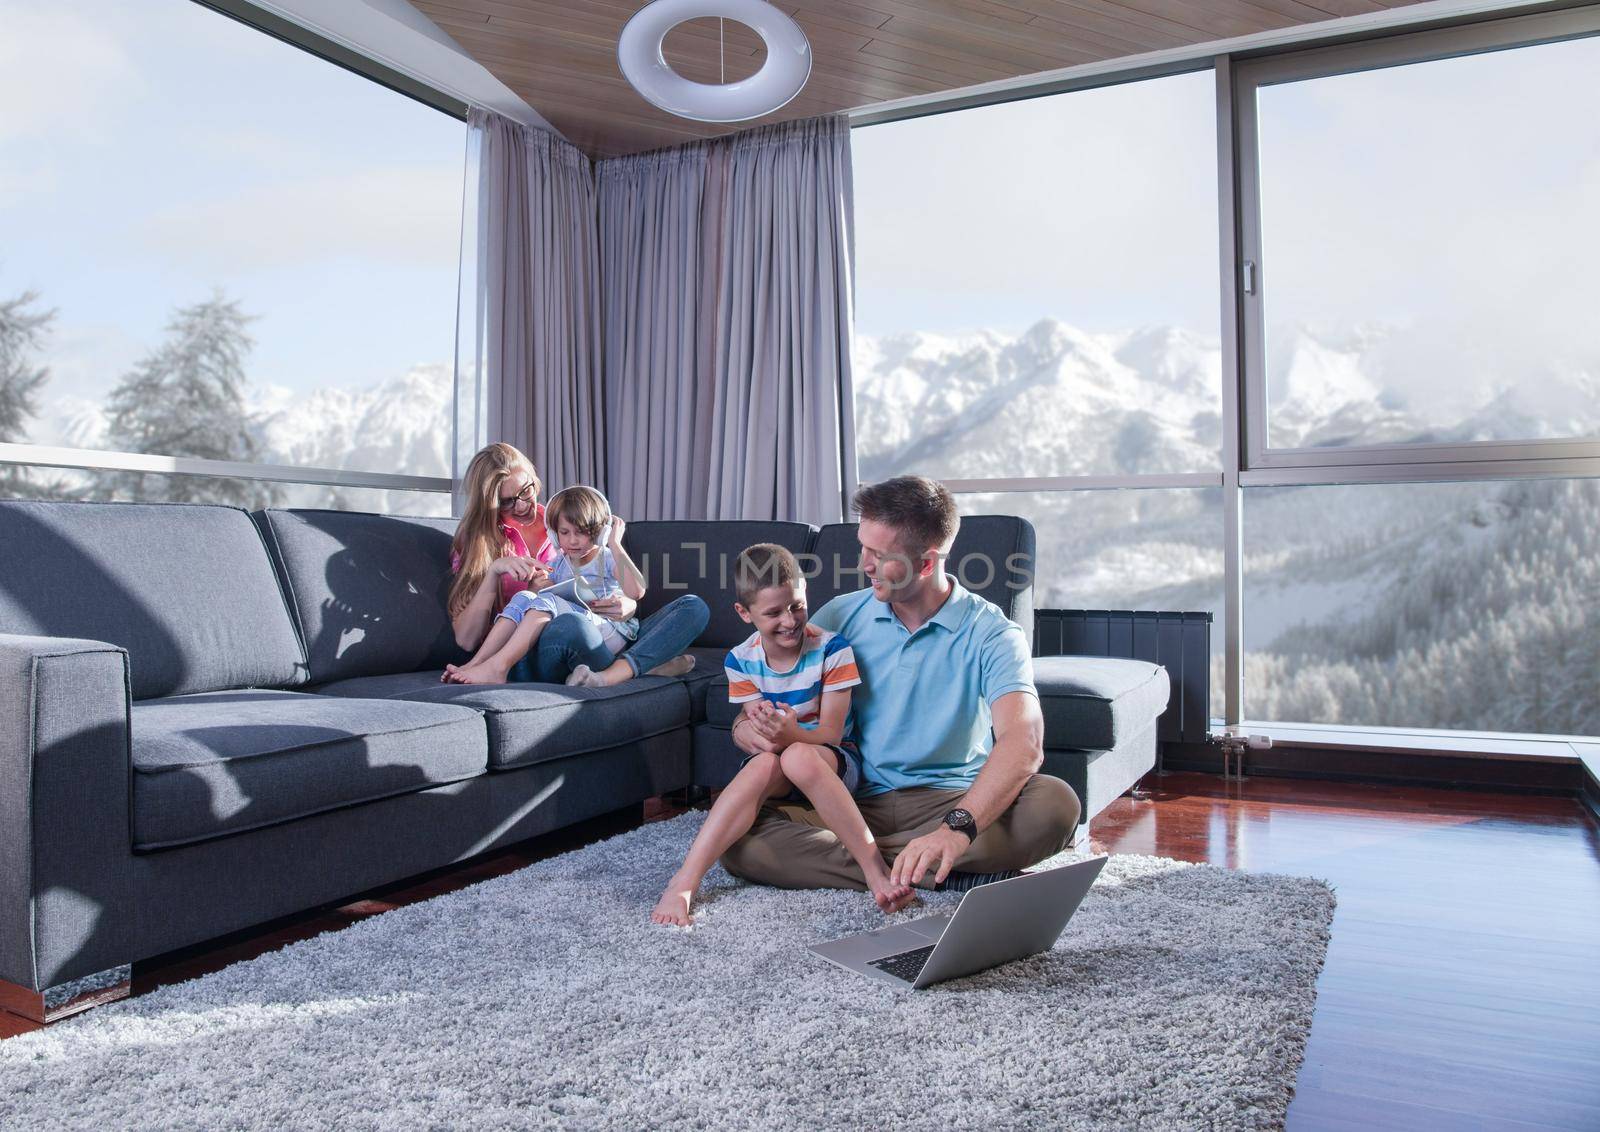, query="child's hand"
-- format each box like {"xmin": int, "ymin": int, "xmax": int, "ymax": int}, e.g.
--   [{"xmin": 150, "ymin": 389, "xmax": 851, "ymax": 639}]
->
[
  {"xmin": 734, "ymin": 703, "xmax": 781, "ymax": 755},
  {"xmin": 741, "ymin": 701, "xmax": 778, "ymax": 734},
  {"xmin": 607, "ymin": 516, "xmax": 626, "ymax": 548},
  {"xmin": 750, "ymin": 703, "xmax": 798, "ymax": 747}
]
